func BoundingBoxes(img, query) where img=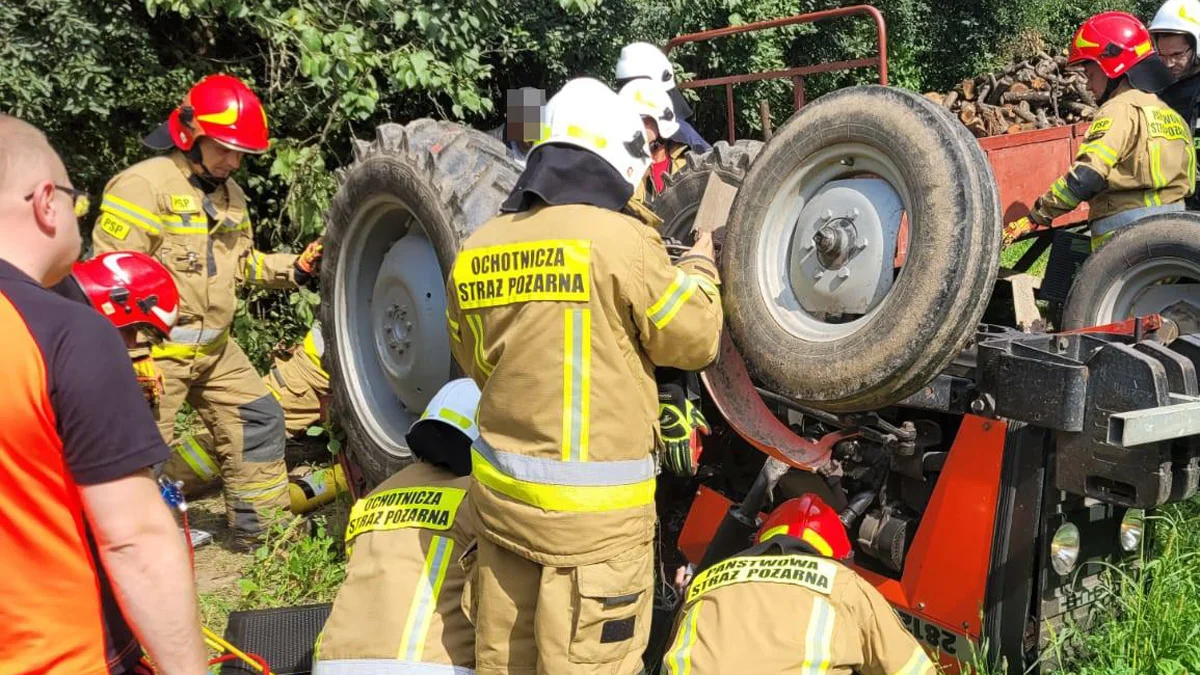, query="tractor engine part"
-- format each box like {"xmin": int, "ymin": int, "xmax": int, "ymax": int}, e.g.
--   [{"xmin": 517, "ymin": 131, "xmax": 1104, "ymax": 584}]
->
[
  {"xmin": 697, "ymin": 457, "xmax": 789, "ymax": 573},
  {"xmin": 856, "ymin": 508, "xmax": 913, "ymax": 572}
]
